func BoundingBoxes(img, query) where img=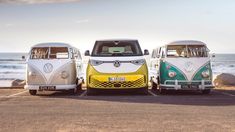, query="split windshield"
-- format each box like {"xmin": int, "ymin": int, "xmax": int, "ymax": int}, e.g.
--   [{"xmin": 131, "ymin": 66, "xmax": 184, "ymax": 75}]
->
[
  {"xmin": 167, "ymin": 45, "xmax": 209, "ymax": 58},
  {"xmin": 91, "ymin": 41, "xmax": 143, "ymax": 57},
  {"xmin": 30, "ymin": 47, "xmax": 69, "ymax": 59}
]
